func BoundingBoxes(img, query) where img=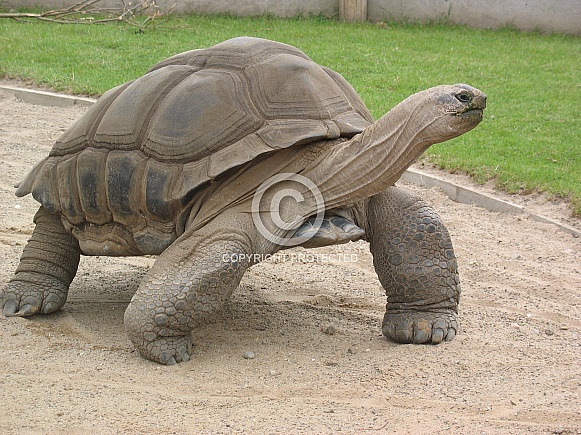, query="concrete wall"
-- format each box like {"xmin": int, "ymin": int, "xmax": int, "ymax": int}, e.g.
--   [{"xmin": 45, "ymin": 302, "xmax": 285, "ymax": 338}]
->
[
  {"xmin": 3, "ymin": 0, "xmax": 580, "ymax": 34},
  {"xmin": 369, "ymin": 0, "xmax": 581, "ymax": 35},
  {"xmin": 1, "ymin": 0, "xmax": 338, "ymax": 17},
  {"xmin": 161, "ymin": 0, "xmax": 338, "ymax": 17}
]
